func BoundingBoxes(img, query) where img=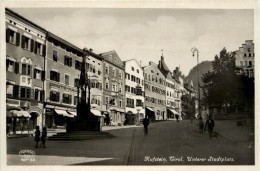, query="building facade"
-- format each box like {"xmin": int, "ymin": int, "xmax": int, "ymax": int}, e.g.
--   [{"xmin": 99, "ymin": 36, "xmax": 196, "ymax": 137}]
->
[
  {"xmin": 6, "ymin": 8, "xmax": 47, "ymax": 131},
  {"xmin": 144, "ymin": 62, "xmax": 166, "ymax": 120},
  {"xmin": 124, "ymin": 59, "xmax": 145, "ymax": 124},
  {"xmin": 158, "ymin": 55, "xmax": 178, "ymax": 120},
  {"xmin": 100, "ymin": 51, "xmax": 125, "ymax": 125},
  {"xmin": 235, "ymin": 40, "xmax": 254, "ymax": 78},
  {"xmin": 44, "ymin": 32, "xmax": 83, "ymax": 129},
  {"xmin": 172, "ymin": 67, "xmax": 183, "ymax": 119}
]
